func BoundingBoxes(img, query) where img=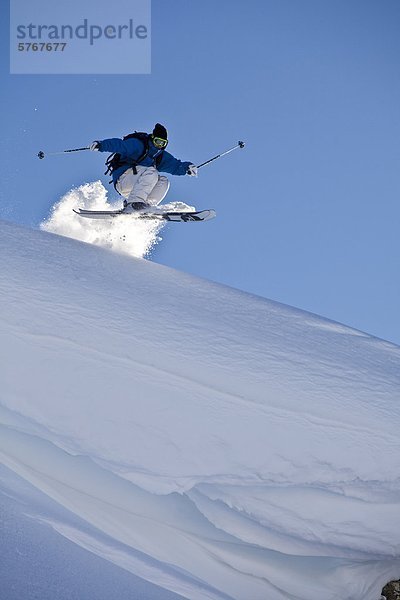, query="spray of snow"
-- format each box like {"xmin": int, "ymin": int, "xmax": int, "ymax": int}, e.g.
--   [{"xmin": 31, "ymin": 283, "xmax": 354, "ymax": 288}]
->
[{"xmin": 40, "ymin": 180, "xmax": 195, "ymax": 259}]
